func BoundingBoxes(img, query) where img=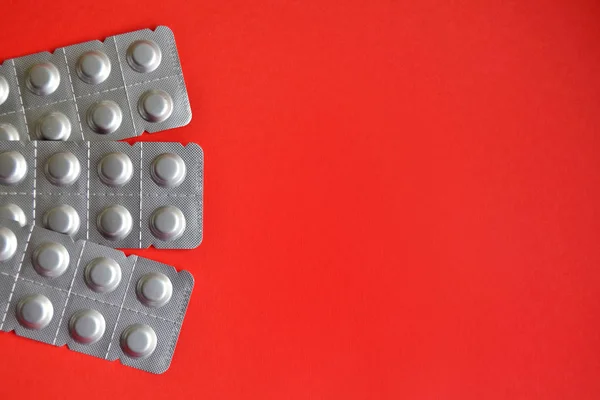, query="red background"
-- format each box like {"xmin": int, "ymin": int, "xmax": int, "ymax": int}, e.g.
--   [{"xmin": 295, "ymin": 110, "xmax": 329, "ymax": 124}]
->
[{"xmin": 1, "ymin": 0, "xmax": 599, "ymax": 398}]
